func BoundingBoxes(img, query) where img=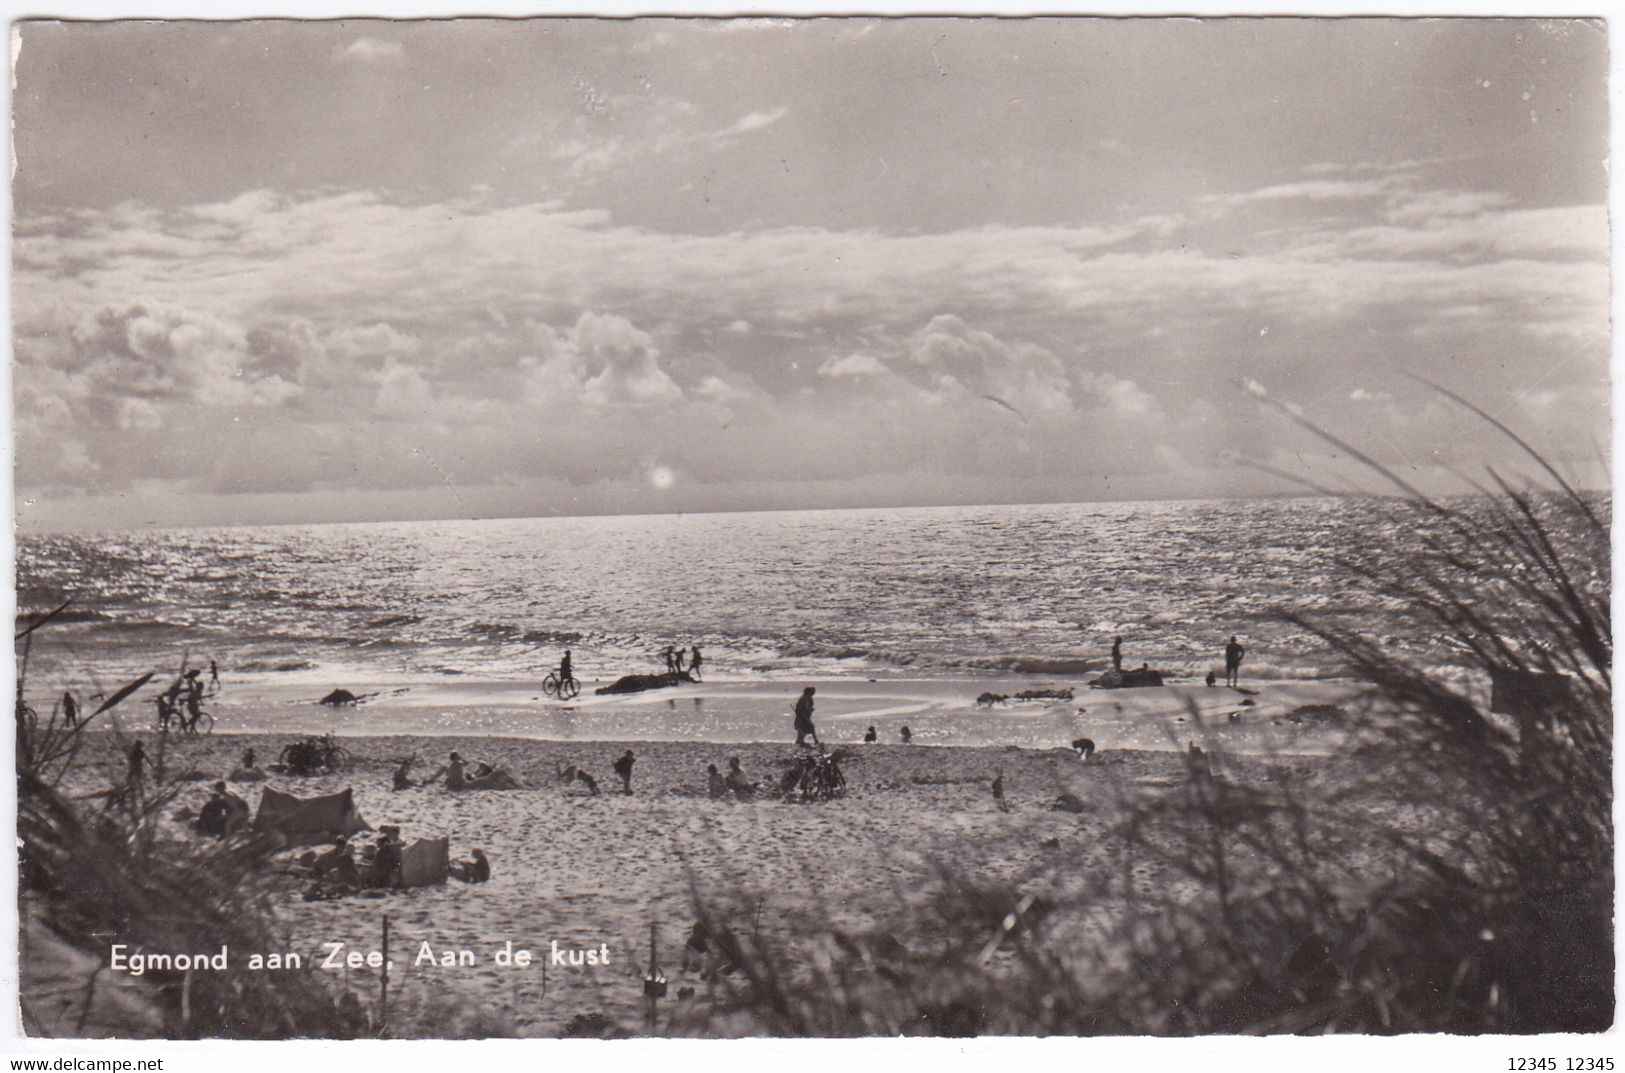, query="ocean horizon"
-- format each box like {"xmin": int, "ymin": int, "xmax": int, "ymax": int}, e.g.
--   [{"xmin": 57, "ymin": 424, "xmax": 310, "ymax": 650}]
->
[{"xmin": 17, "ymin": 493, "xmax": 1527, "ymax": 695}]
